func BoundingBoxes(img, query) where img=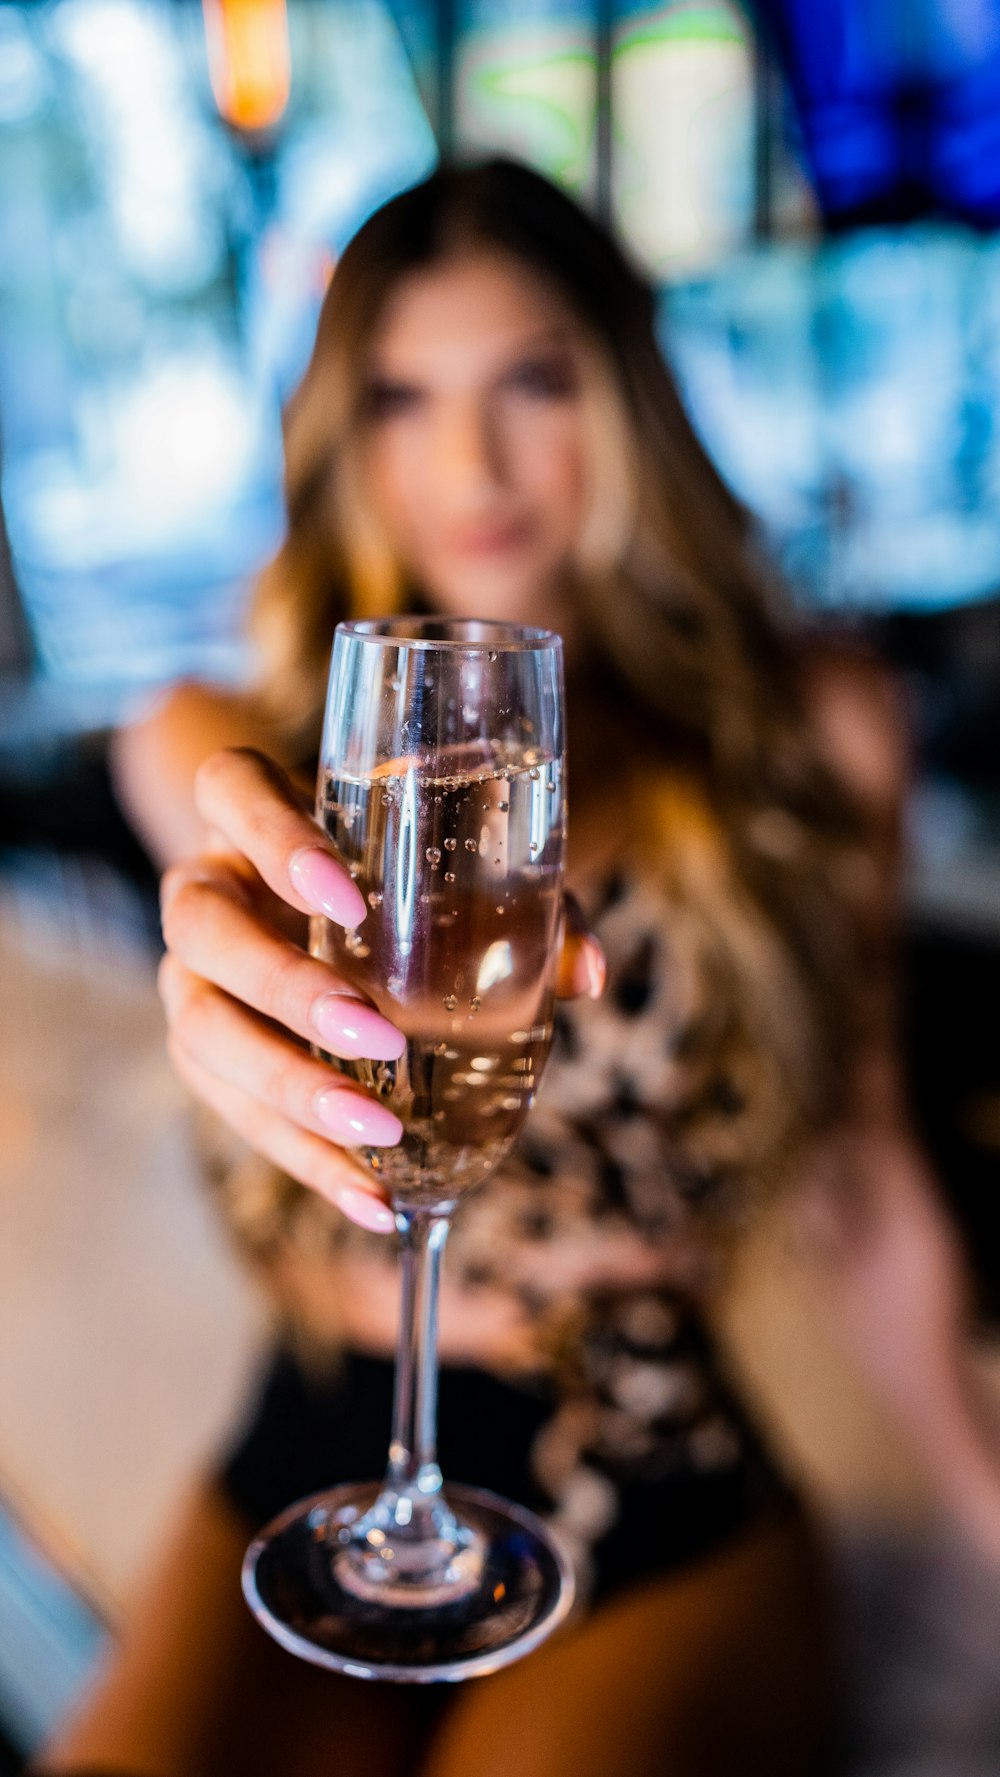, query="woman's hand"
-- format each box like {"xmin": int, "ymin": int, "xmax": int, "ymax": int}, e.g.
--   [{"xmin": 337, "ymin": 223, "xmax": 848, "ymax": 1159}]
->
[
  {"xmin": 159, "ymin": 748, "xmax": 605, "ymax": 1235},
  {"xmin": 792, "ymin": 1121, "xmax": 1000, "ymax": 1561},
  {"xmin": 792, "ymin": 1120, "xmax": 974, "ymax": 1438}
]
